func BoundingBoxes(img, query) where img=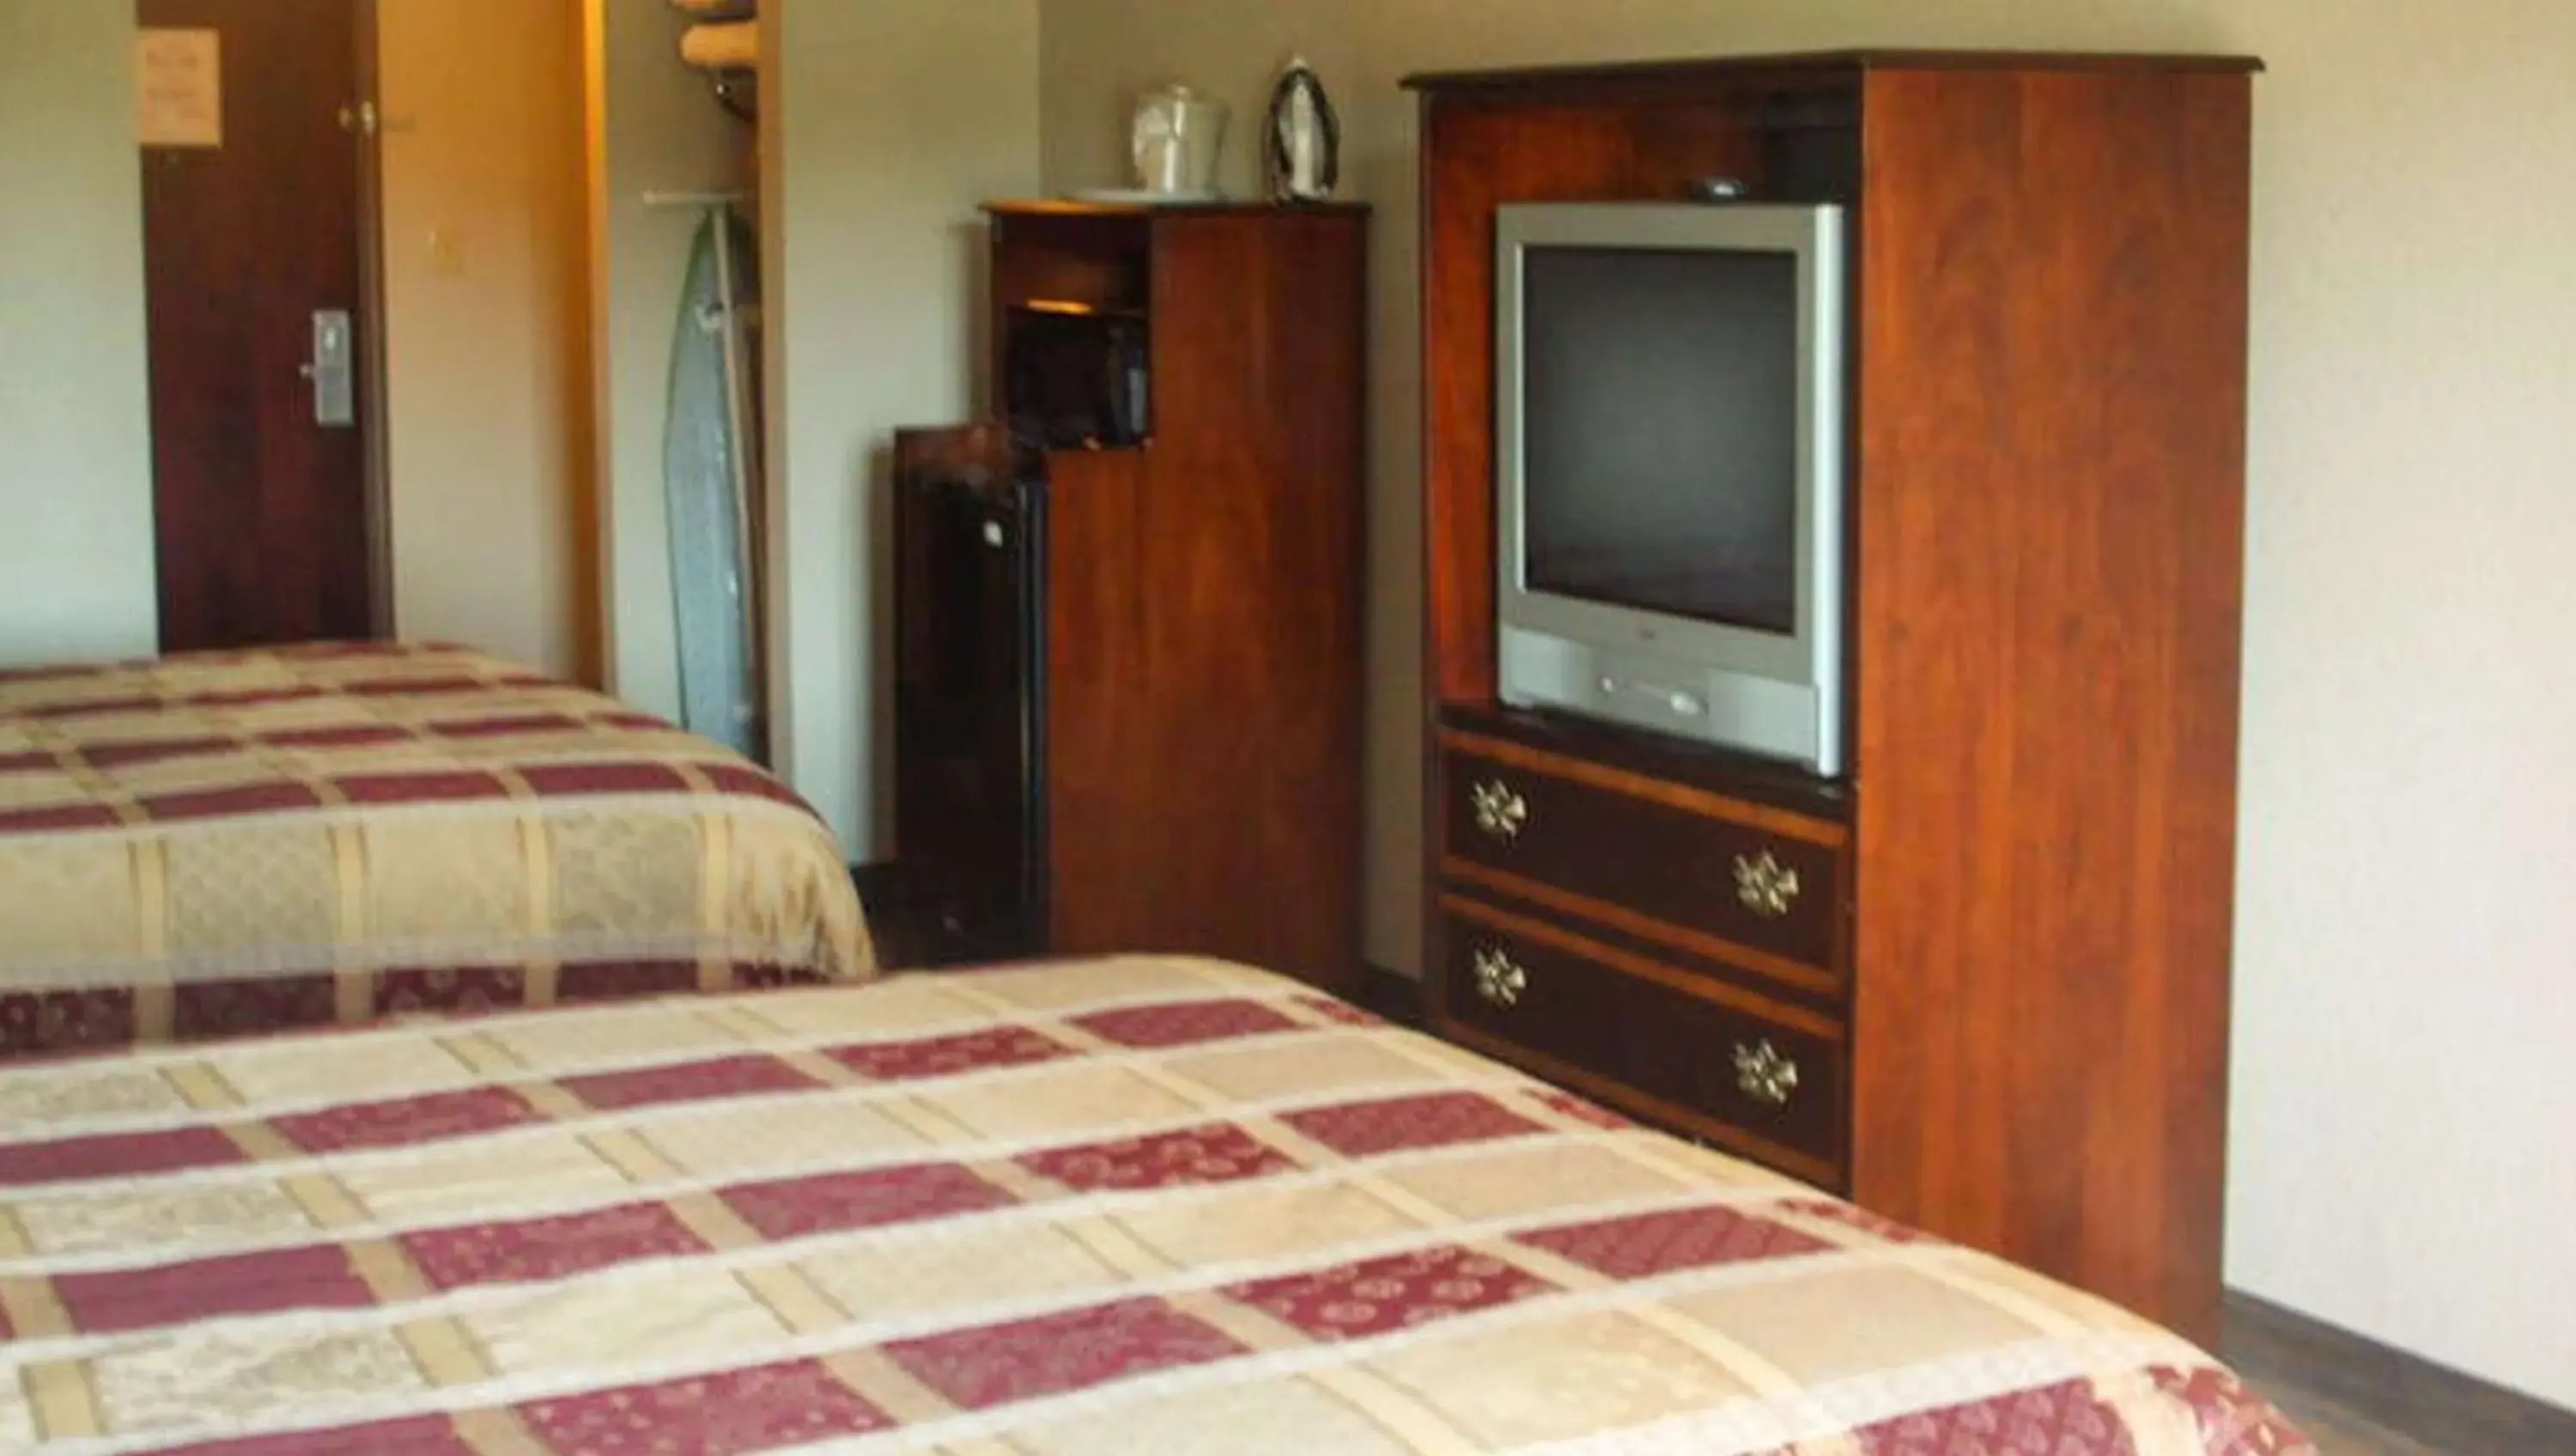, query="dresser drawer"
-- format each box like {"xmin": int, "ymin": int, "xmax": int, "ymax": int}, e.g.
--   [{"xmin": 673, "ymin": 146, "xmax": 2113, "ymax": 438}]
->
[
  {"xmin": 1438, "ymin": 896, "xmax": 1846, "ymax": 1183},
  {"xmin": 1441, "ymin": 737, "xmax": 1844, "ymax": 977}
]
